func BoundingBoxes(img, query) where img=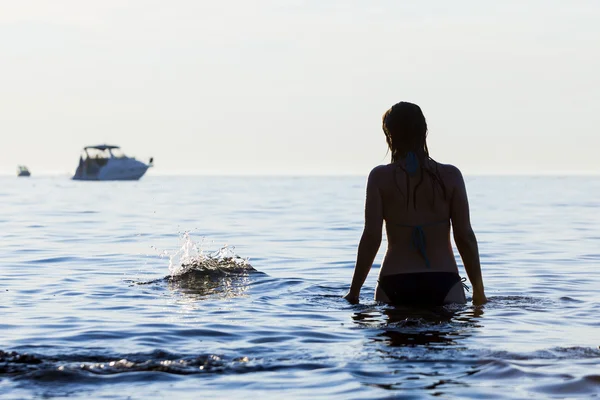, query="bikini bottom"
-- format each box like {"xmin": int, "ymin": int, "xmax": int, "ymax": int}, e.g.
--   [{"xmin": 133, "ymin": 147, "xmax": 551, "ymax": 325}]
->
[{"xmin": 378, "ymin": 272, "xmax": 464, "ymax": 306}]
